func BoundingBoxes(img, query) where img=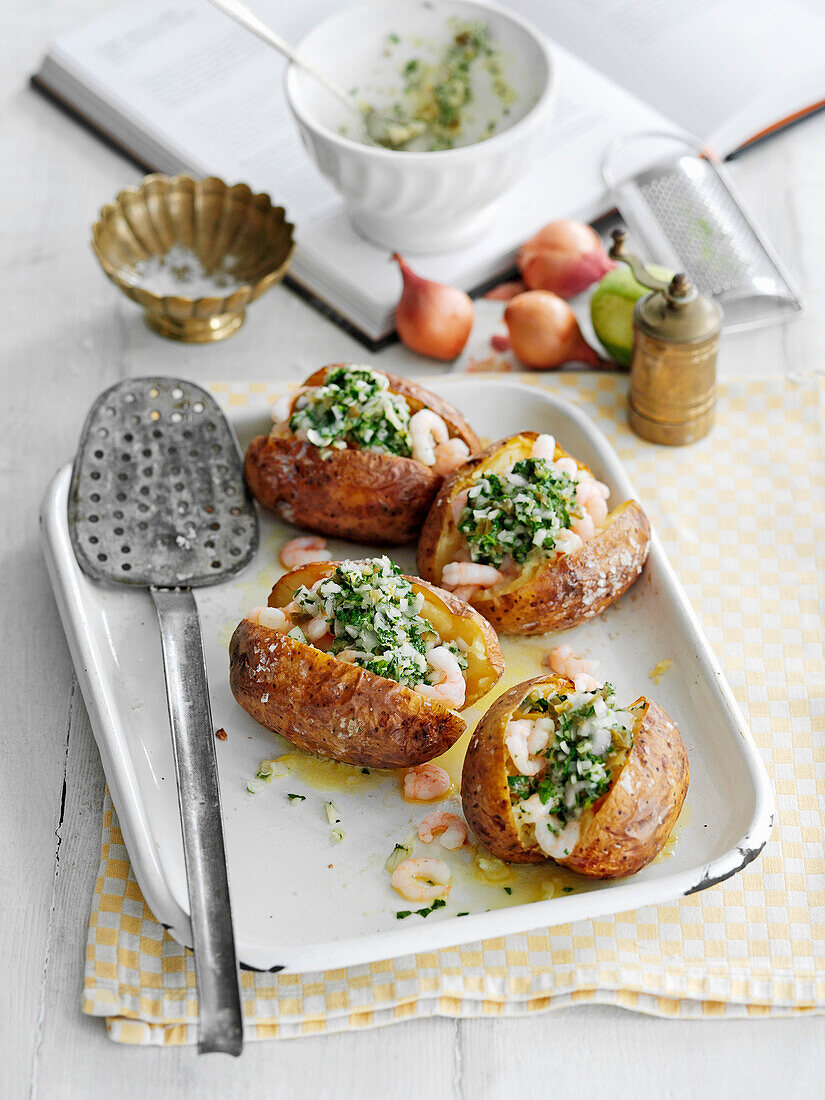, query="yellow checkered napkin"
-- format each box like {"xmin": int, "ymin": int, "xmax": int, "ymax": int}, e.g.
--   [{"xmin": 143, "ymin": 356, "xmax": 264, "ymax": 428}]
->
[{"xmin": 83, "ymin": 374, "xmax": 825, "ymax": 1044}]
